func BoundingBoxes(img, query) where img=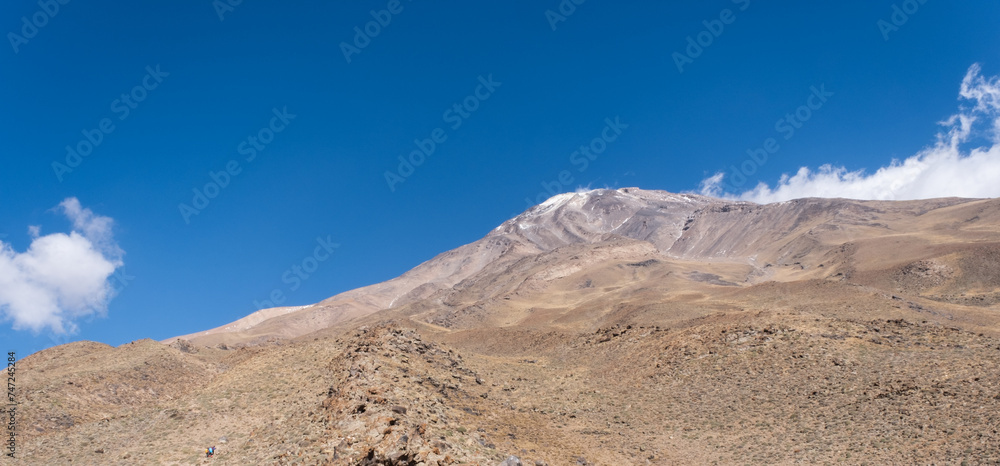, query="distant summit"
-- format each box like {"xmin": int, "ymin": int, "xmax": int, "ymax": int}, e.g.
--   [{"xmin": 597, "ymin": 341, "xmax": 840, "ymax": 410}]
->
[{"xmin": 166, "ymin": 188, "xmax": 996, "ymax": 346}]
